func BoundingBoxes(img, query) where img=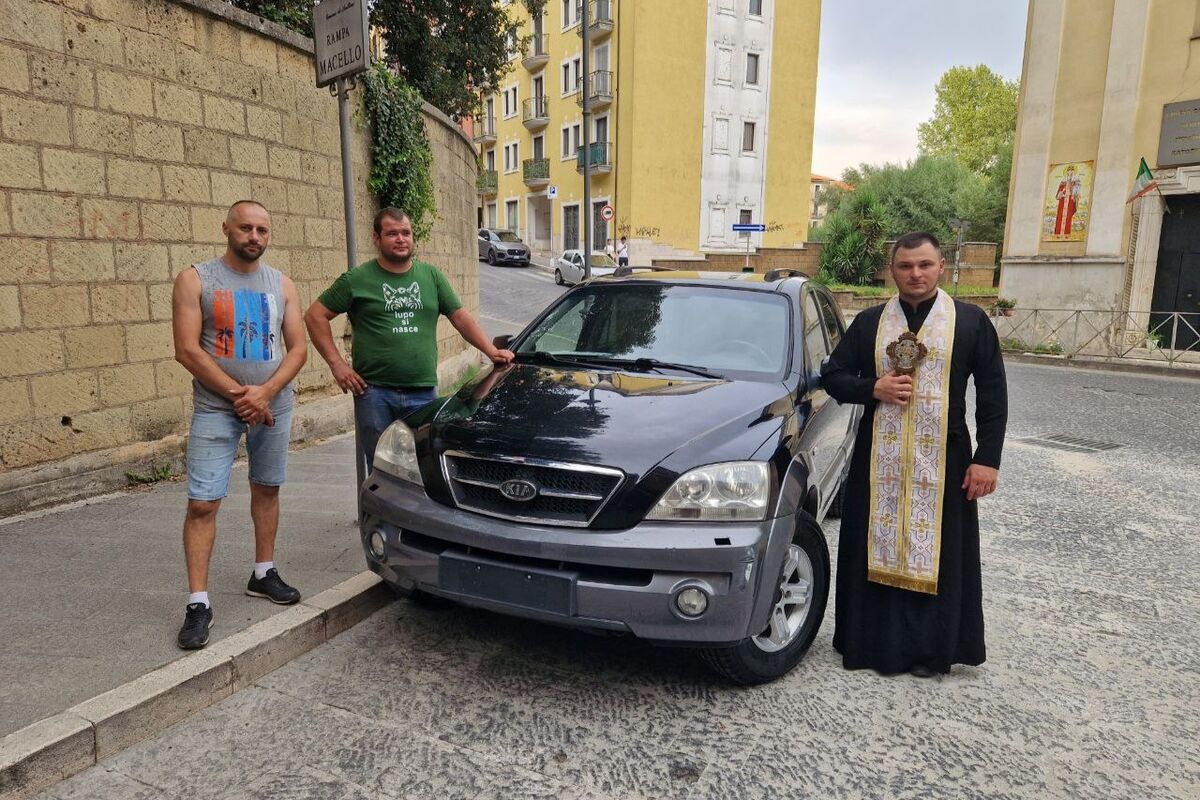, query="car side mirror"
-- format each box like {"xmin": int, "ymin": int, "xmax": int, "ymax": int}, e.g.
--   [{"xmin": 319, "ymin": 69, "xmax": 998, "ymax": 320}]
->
[{"xmin": 493, "ymin": 334, "xmax": 513, "ymax": 350}]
